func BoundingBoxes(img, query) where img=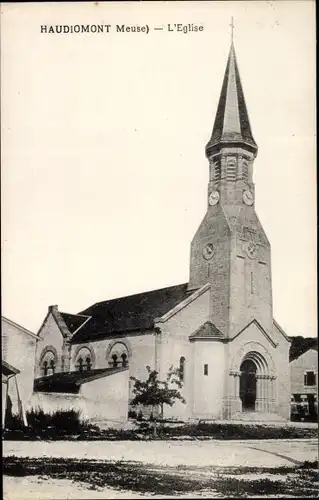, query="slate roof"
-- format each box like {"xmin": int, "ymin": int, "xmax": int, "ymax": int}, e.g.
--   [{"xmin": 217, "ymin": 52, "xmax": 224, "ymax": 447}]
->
[
  {"xmin": 289, "ymin": 336, "xmax": 318, "ymax": 362},
  {"xmin": 70, "ymin": 283, "xmax": 190, "ymax": 343},
  {"xmin": 189, "ymin": 321, "xmax": 226, "ymax": 340},
  {"xmin": 33, "ymin": 366, "xmax": 127, "ymax": 393},
  {"xmin": 206, "ymin": 42, "xmax": 257, "ymax": 157},
  {"xmin": 60, "ymin": 312, "xmax": 90, "ymax": 334}
]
